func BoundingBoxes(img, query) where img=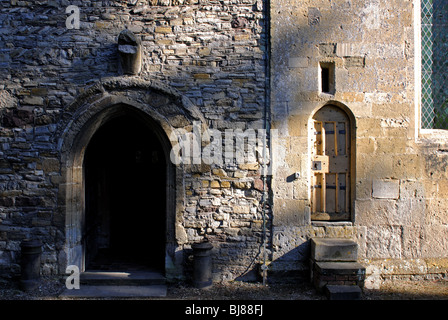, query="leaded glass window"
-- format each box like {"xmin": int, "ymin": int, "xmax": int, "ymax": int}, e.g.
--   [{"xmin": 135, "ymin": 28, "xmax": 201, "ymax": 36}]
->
[{"xmin": 421, "ymin": 0, "xmax": 448, "ymax": 129}]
